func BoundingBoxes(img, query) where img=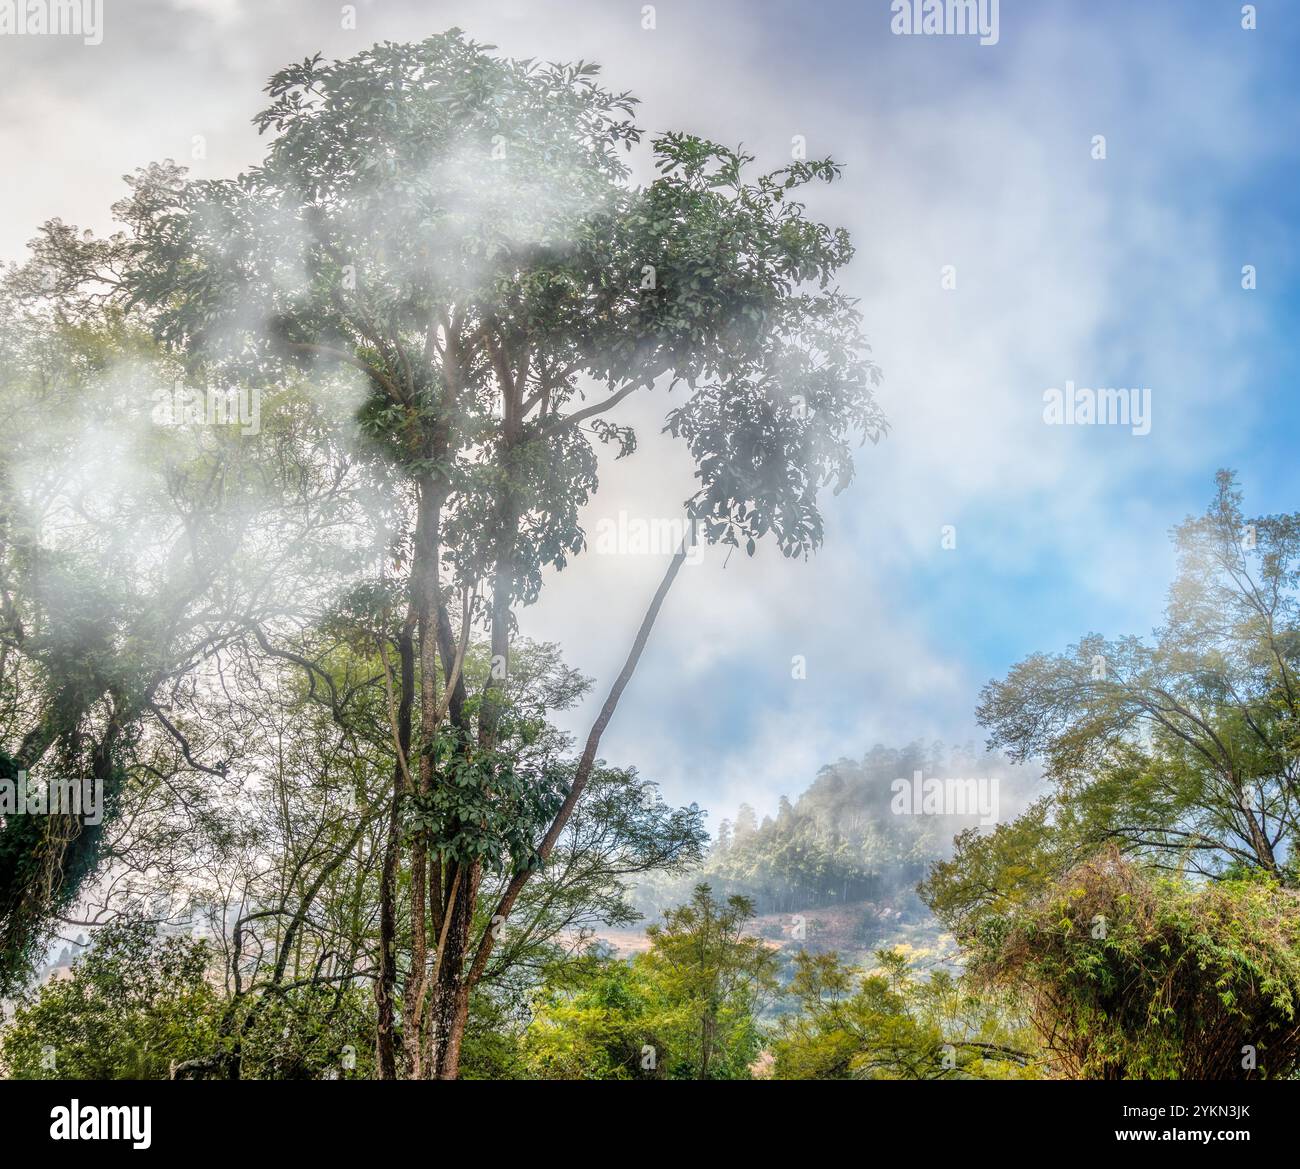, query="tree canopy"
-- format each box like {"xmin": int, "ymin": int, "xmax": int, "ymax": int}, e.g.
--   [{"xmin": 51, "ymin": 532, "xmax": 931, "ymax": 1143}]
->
[{"xmin": 0, "ymin": 28, "xmax": 886, "ymax": 1078}]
